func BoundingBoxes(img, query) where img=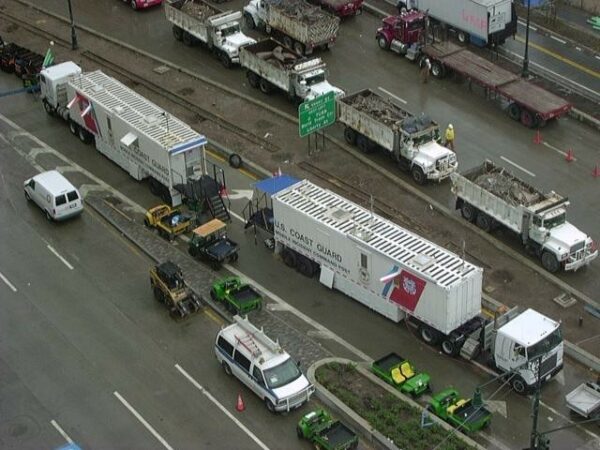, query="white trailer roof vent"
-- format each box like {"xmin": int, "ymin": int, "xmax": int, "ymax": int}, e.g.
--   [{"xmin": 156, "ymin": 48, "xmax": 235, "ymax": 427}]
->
[
  {"xmin": 113, "ymin": 105, "xmax": 125, "ymax": 115},
  {"xmin": 326, "ymin": 207, "xmax": 352, "ymax": 223},
  {"xmin": 144, "ymin": 114, "xmax": 161, "ymax": 126},
  {"xmin": 92, "ymin": 84, "xmax": 104, "ymax": 94},
  {"xmin": 410, "ymin": 253, "xmax": 435, "ymax": 271}
]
